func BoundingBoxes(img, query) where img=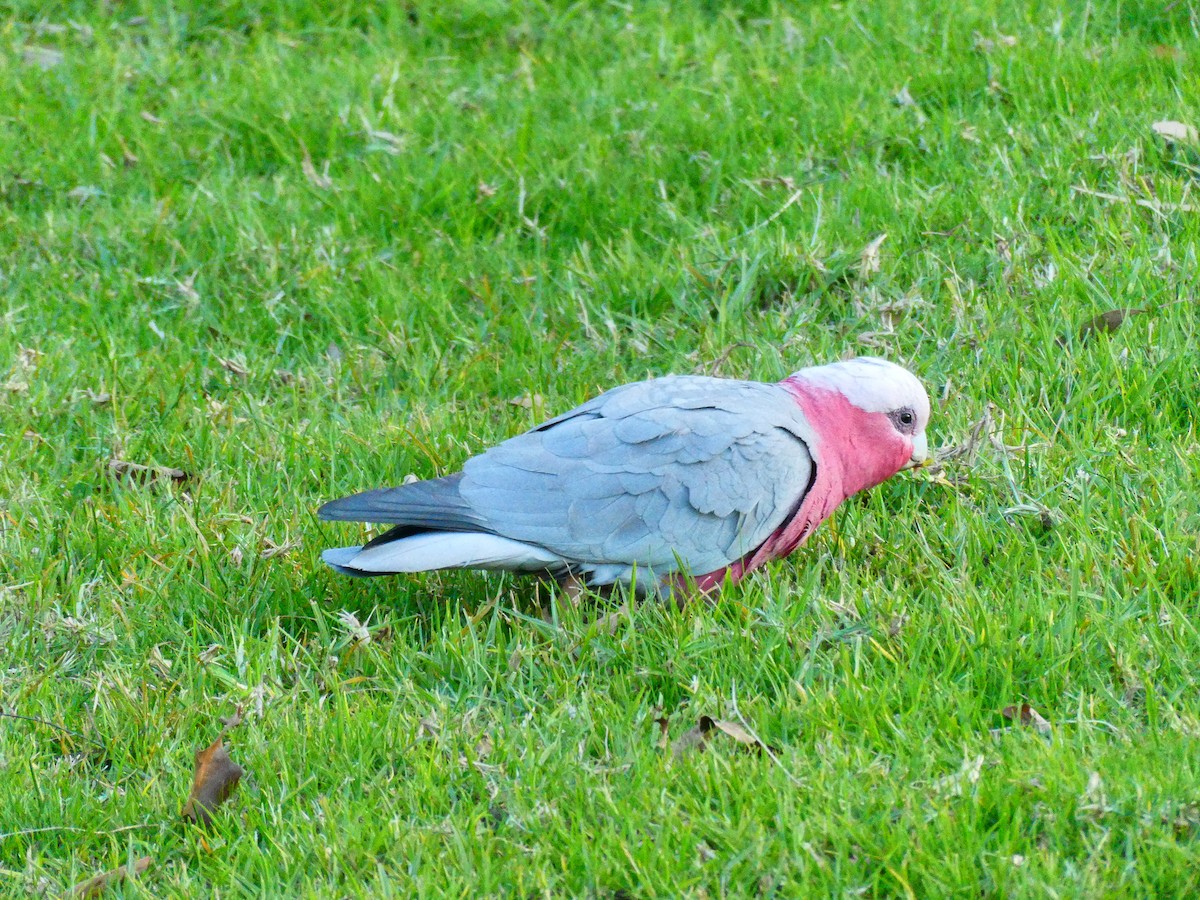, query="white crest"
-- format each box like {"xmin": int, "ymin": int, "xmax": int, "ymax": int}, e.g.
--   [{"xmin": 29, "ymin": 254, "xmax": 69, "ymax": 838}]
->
[{"xmin": 793, "ymin": 357, "xmax": 930, "ymax": 426}]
